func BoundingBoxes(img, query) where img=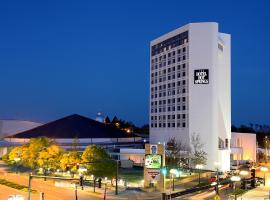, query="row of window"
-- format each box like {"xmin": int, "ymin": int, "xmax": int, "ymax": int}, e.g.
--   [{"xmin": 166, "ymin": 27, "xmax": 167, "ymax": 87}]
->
[
  {"xmin": 151, "ymin": 64, "xmax": 187, "ymax": 76},
  {"xmin": 151, "ymin": 80, "xmax": 187, "ymax": 91},
  {"xmin": 151, "ymin": 56, "xmax": 187, "ymax": 70},
  {"xmin": 151, "ymin": 89, "xmax": 187, "ymax": 99},
  {"xmin": 151, "ymin": 47, "xmax": 187, "ymax": 63},
  {"xmin": 151, "ymin": 73, "xmax": 187, "ymax": 85},
  {"xmin": 151, "ymin": 31, "xmax": 188, "ymax": 56},
  {"xmin": 151, "ymin": 114, "xmax": 186, "ymax": 120},
  {"xmin": 151, "ymin": 122, "xmax": 186, "ymax": 128},
  {"xmin": 151, "ymin": 97, "xmax": 186, "ymax": 105},
  {"xmin": 151, "ymin": 105, "xmax": 187, "ymax": 113}
]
